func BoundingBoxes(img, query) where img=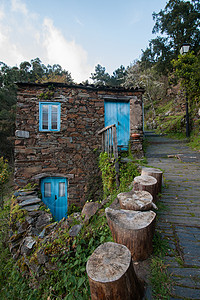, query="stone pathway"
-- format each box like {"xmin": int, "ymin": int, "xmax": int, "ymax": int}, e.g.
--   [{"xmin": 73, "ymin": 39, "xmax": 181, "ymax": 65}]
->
[{"xmin": 145, "ymin": 132, "xmax": 200, "ymax": 300}]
